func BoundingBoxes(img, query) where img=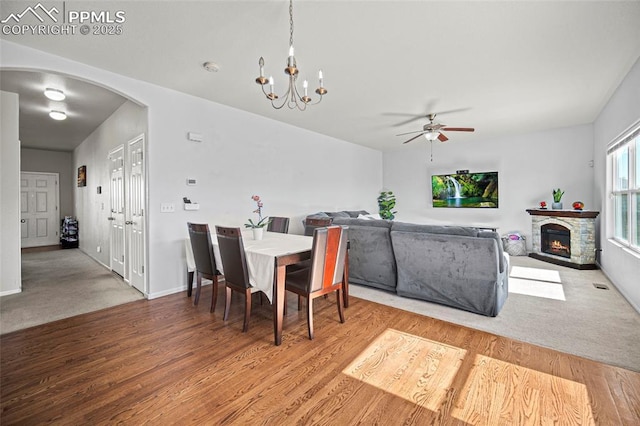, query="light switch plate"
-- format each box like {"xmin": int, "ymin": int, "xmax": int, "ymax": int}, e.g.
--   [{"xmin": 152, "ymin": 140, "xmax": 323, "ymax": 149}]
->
[{"xmin": 160, "ymin": 203, "xmax": 175, "ymax": 213}]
